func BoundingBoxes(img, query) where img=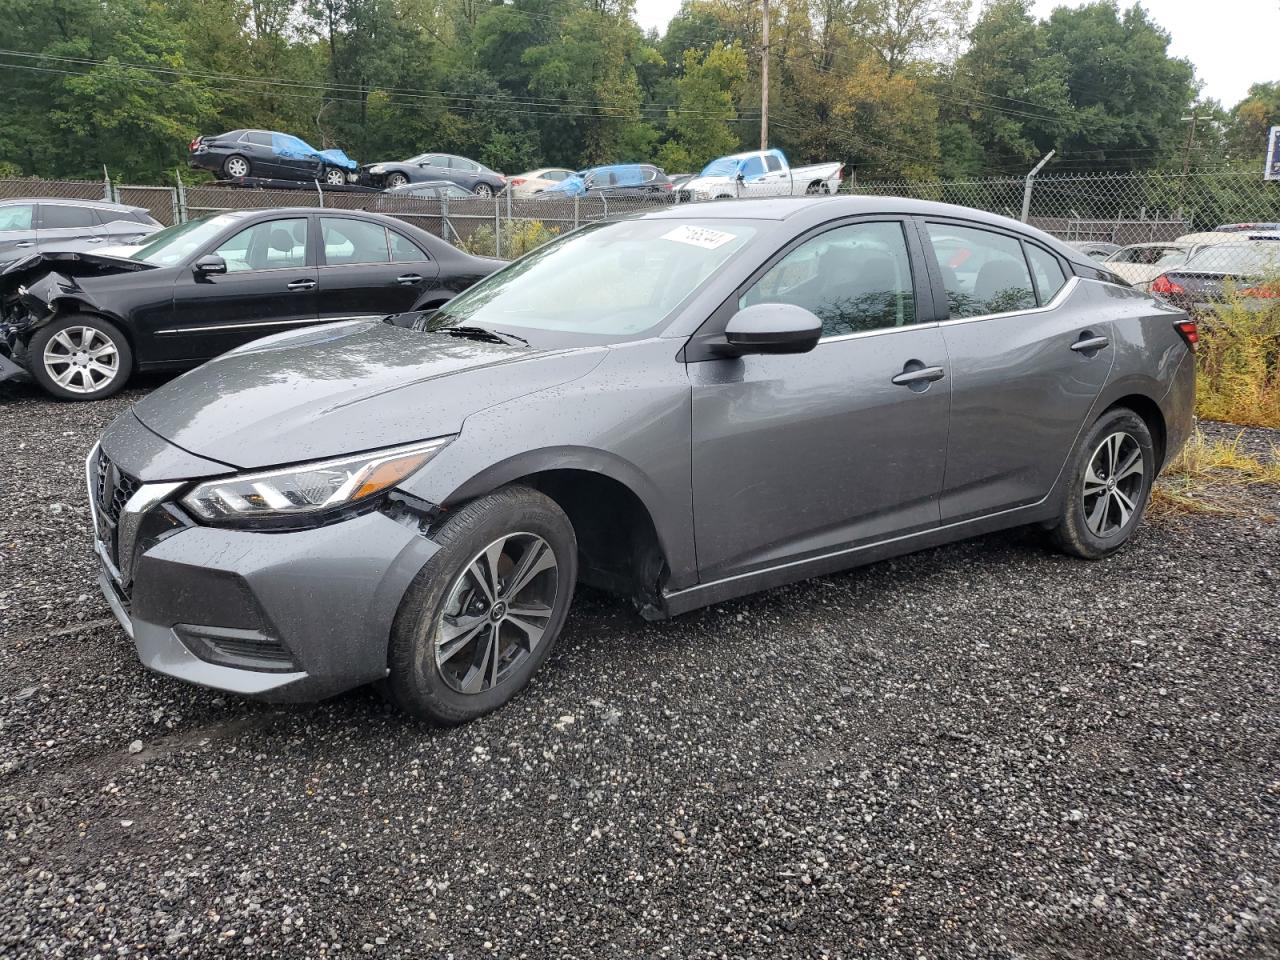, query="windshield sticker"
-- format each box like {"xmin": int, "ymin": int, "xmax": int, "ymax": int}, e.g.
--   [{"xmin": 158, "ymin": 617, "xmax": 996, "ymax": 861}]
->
[{"xmin": 661, "ymin": 225, "xmax": 738, "ymax": 250}]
